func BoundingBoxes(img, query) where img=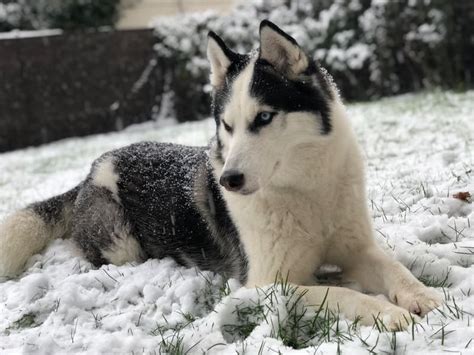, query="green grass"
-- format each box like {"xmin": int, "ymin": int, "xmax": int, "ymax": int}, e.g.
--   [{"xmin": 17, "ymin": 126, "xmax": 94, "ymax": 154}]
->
[
  {"xmin": 221, "ymin": 275, "xmax": 359, "ymax": 350},
  {"xmin": 151, "ymin": 315, "xmax": 200, "ymax": 355},
  {"xmin": 5, "ymin": 312, "xmax": 41, "ymax": 335},
  {"xmin": 419, "ymin": 268, "xmax": 453, "ymax": 288}
]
